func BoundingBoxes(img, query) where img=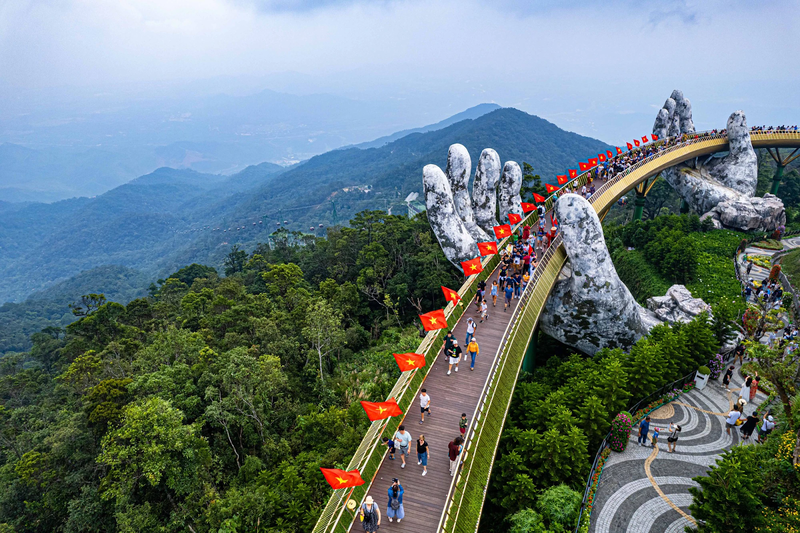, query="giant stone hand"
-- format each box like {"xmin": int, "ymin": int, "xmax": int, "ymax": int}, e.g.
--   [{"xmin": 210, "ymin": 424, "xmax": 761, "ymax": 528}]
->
[
  {"xmin": 654, "ymin": 90, "xmax": 784, "ymax": 231},
  {"xmin": 424, "ymin": 144, "xmax": 521, "ymax": 270},
  {"xmin": 539, "ymin": 194, "xmax": 710, "ymax": 355},
  {"xmin": 539, "ymin": 194, "xmax": 661, "ymax": 354}
]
